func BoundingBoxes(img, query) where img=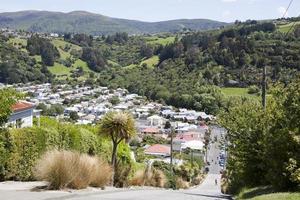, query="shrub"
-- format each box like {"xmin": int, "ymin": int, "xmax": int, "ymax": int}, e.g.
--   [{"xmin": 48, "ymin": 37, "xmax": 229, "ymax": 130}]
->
[
  {"xmin": 130, "ymin": 170, "xmax": 146, "ymax": 186},
  {"xmin": 34, "ymin": 150, "xmax": 80, "ymax": 189},
  {"xmin": 90, "ymin": 157, "xmax": 112, "ymax": 188},
  {"xmin": 176, "ymin": 177, "xmax": 190, "ymax": 189},
  {"xmin": 151, "ymin": 169, "xmax": 167, "ymax": 188},
  {"xmin": 34, "ymin": 150, "xmax": 112, "ymax": 190},
  {"xmin": 247, "ymin": 85, "xmax": 260, "ymax": 94},
  {"xmin": 69, "ymin": 154, "xmax": 95, "ymax": 189},
  {"xmin": 192, "ymin": 174, "xmax": 205, "ymax": 185},
  {"xmin": 130, "ymin": 167, "xmax": 166, "ymax": 188}
]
